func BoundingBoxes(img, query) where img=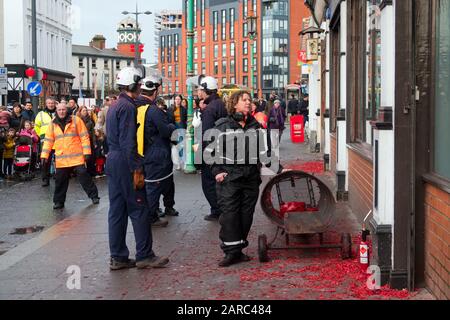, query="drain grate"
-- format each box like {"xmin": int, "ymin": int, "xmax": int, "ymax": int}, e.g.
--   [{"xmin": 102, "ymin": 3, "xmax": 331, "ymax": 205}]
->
[{"xmin": 10, "ymin": 226, "xmax": 45, "ymax": 235}]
